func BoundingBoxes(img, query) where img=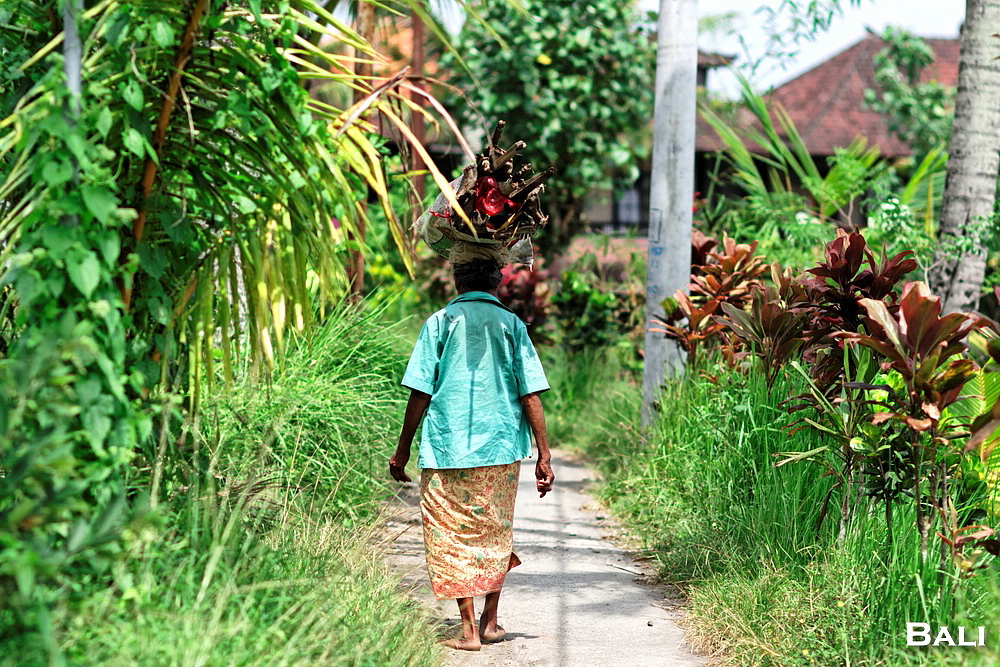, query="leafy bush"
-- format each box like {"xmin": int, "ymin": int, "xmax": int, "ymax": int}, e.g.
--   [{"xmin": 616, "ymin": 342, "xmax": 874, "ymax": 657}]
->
[
  {"xmin": 549, "ymin": 268, "xmax": 643, "ymax": 352},
  {"xmin": 586, "ymin": 367, "xmax": 1000, "ymax": 667},
  {"xmin": 2, "ymin": 306, "xmax": 441, "ymax": 666},
  {"xmin": 441, "ymin": 0, "xmax": 655, "ymax": 249},
  {"xmin": 864, "ymin": 27, "xmax": 954, "ymax": 161},
  {"xmin": 498, "ymin": 258, "xmax": 553, "ymax": 339}
]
